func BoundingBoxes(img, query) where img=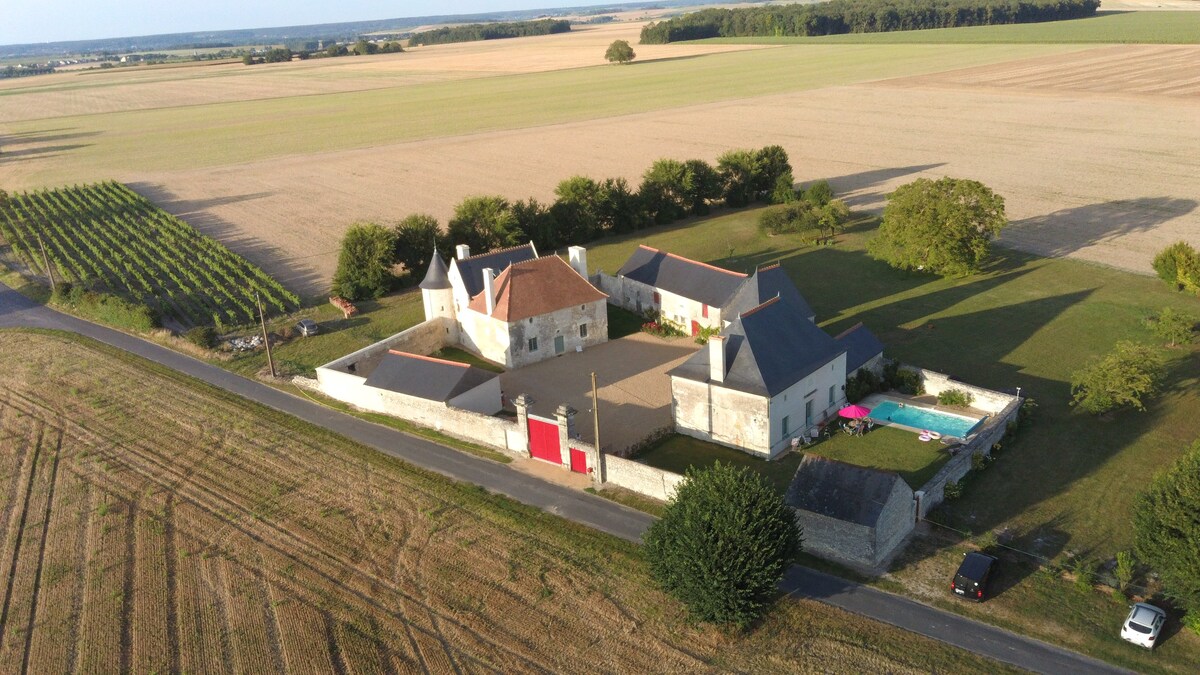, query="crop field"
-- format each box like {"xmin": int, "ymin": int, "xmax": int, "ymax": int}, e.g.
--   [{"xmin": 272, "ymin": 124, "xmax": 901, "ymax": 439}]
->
[
  {"xmin": 706, "ymin": 10, "xmax": 1200, "ymax": 44},
  {"xmin": 0, "ymin": 330, "xmax": 1018, "ymax": 674},
  {"xmin": 0, "ymin": 181, "xmax": 298, "ymax": 325}
]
